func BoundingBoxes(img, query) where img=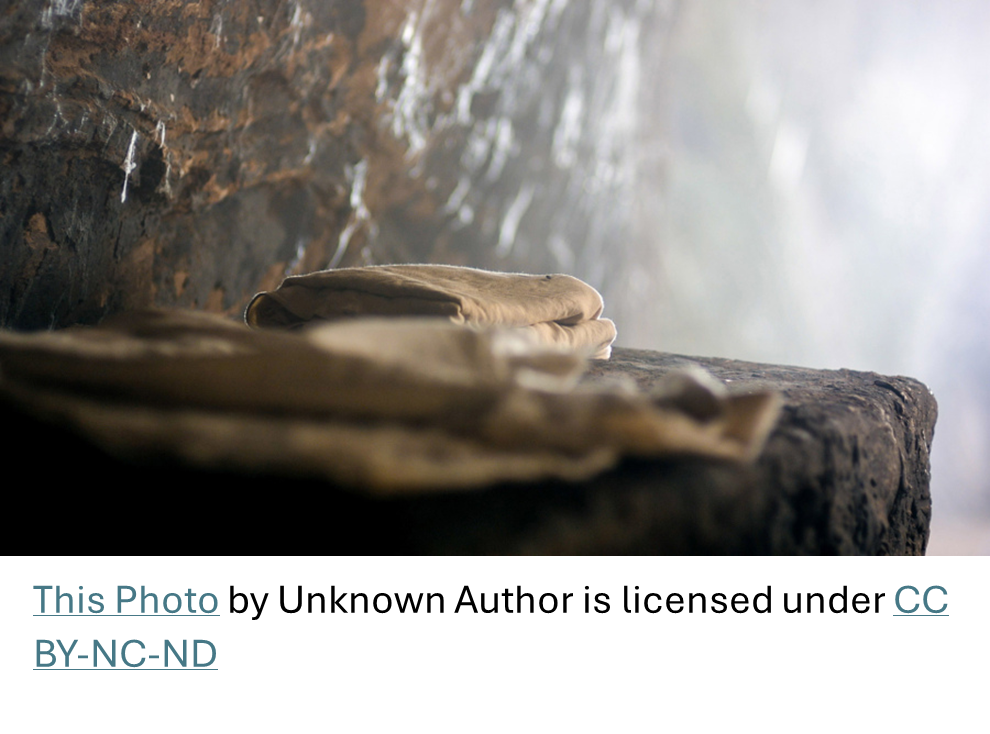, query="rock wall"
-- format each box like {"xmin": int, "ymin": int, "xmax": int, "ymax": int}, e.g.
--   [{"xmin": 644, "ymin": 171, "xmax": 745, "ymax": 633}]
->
[{"xmin": 1, "ymin": 0, "xmax": 675, "ymax": 331}]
